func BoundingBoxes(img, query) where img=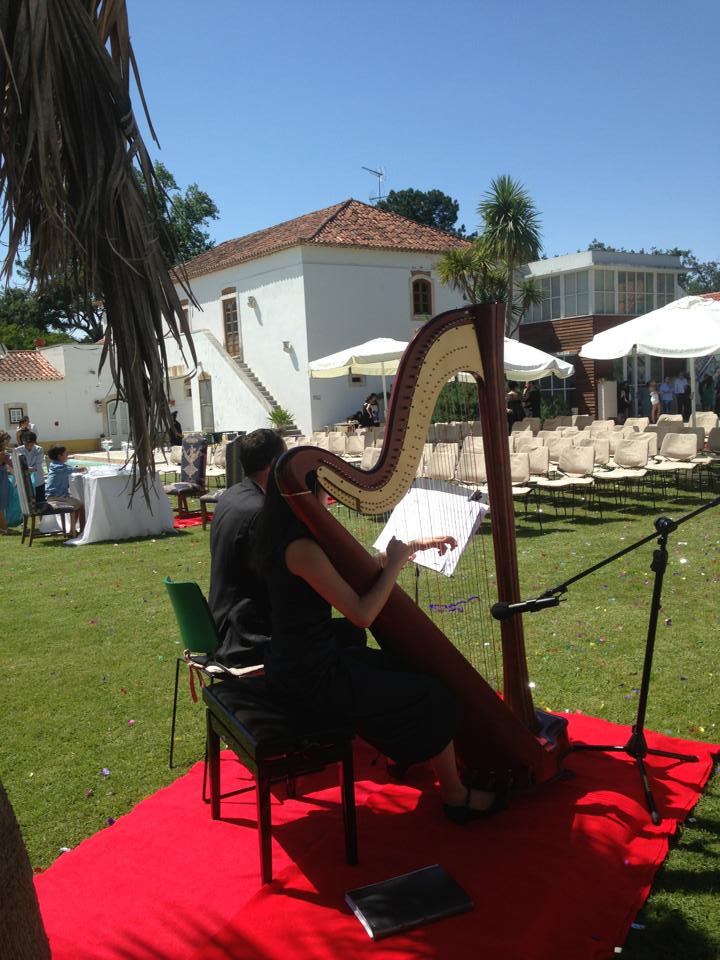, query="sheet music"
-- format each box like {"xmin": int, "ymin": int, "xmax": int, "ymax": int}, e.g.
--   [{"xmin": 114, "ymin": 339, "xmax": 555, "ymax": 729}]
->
[{"xmin": 373, "ymin": 479, "xmax": 488, "ymax": 577}]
